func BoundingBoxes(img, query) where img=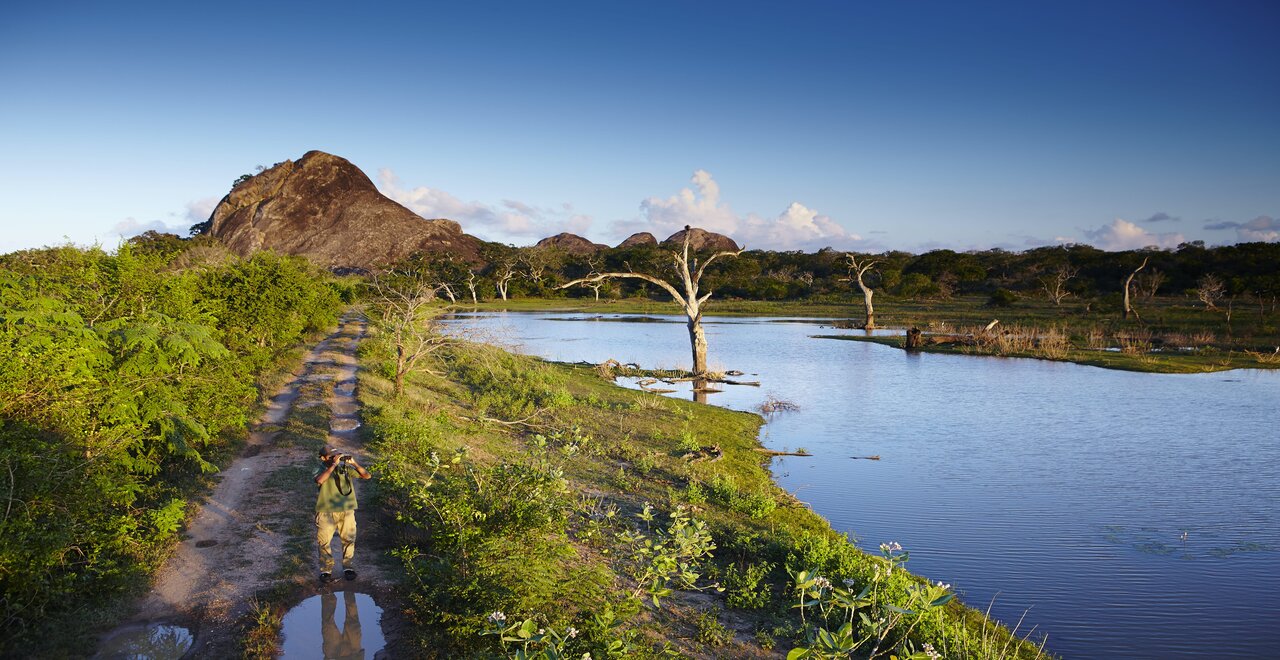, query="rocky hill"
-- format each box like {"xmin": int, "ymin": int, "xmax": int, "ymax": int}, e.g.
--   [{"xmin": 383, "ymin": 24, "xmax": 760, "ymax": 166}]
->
[
  {"xmin": 534, "ymin": 232, "xmax": 607, "ymax": 254},
  {"xmin": 616, "ymin": 232, "xmax": 658, "ymax": 248},
  {"xmin": 661, "ymin": 227, "xmax": 740, "ymax": 252},
  {"xmin": 207, "ymin": 150, "xmax": 480, "ymax": 269}
]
